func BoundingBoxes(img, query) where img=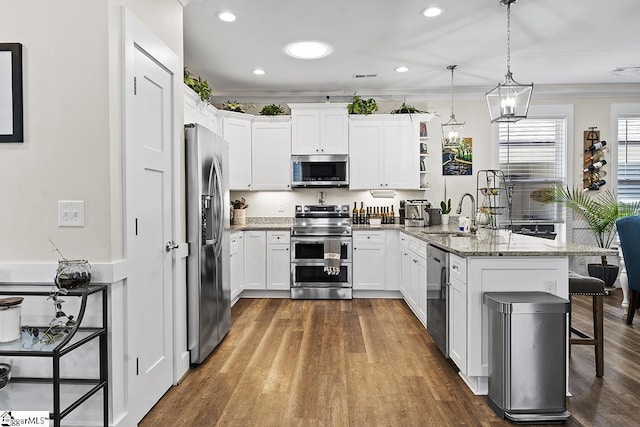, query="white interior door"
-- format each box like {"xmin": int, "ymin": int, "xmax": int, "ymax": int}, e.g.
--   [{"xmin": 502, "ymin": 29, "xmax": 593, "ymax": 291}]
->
[{"xmin": 127, "ymin": 44, "xmax": 174, "ymax": 418}]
